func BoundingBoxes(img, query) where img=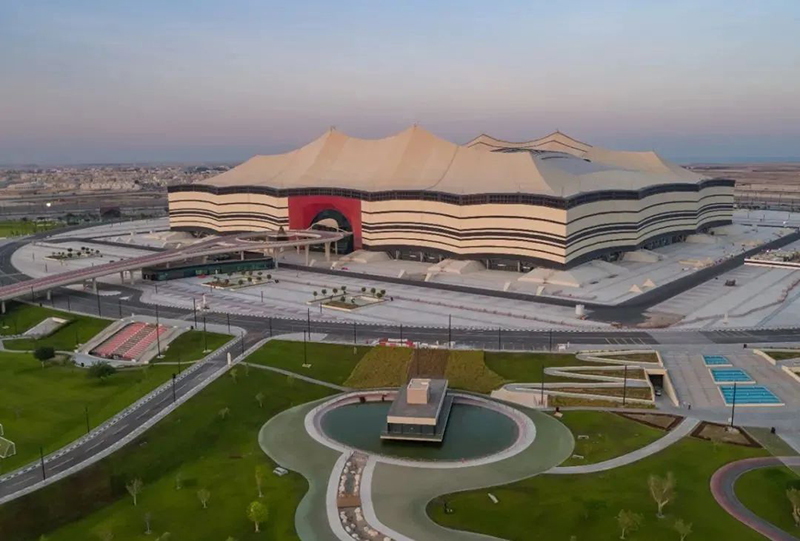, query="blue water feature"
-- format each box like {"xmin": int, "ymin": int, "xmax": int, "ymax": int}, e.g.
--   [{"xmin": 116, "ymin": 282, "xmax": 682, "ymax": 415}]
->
[
  {"xmin": 711, "ymin": 368, "xmax": 754, "ymax": 383},
  {"xmin": 703, "ymin": 355, "xmax": 731, "ymax": 366},
  {"xmin": 720, "ymin": 385, "xmax": 782, "ymax": 405}
]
